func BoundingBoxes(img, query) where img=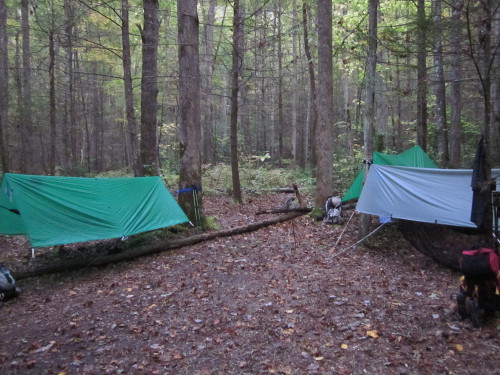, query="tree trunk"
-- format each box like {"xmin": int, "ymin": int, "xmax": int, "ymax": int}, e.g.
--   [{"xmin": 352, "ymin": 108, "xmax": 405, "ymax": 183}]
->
[
  {"xmin": 122, "ymin": 0, "xmax": 141, "ymax": 176},
  {"xmin": 139, "ymin": 0, "xmax": 159, "ymax": 176},
  {"xmin": 277, "ymin": 0, "xmax": 284, "ymax": 166},
  {"xmin": 302, "ymin": 3, "xmax": 317, "ymax": 170},
  {"xmin": 178, "ymin": 0, "xmax": 203, "ymax": 224},
  {"xmin": 14, "ymin": 211, "xmax": 307, "ymax": 280},
  {"xmin": 21, "ymin": 0, "xmax": 34, "ymax": 173},
  {"xmin": 416, "ymin": 0, "xmax": 428, "ymax": 151},
  {"xmin": 449, "ymin": 0, "xmax": 463, "ymax": 167},
  {"xmin": 63, "ymin": 0, "xmax": 76, "ymax": 172},
  {"xmin": 229, "ymin": 0, "xmax": 243, "ymax": 204},
  {"xmin": 492, "ymin": 0, "xmax": 500, "ymax": 164},
  {"xmin": 314, "ymin": 0, "xmax": 334, "ymax": 209},
  {"xmin": 291, "ymin": 0, "xmax": 302, "ymax": 168},
  {"xmin": 49, "ymin": 29, "xmax": 57, "ymax": 175},
  {"xmin": 0, "ymin": 0, "xmax": 8, "ymax": 172},
  {"xmin": 432, "ymin": 0, "xmax": 449, "ymax": 167},
  {"xmin": 395, "ymin": 56, "xmax": 403, "ymax": 152},
  {"xmin": 201, "ymin": 0, "xmax": 215, "ymax": 164},
  {"xmin": 359, "ymin": 0, "xmax": 378, "ymax": 240}
]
